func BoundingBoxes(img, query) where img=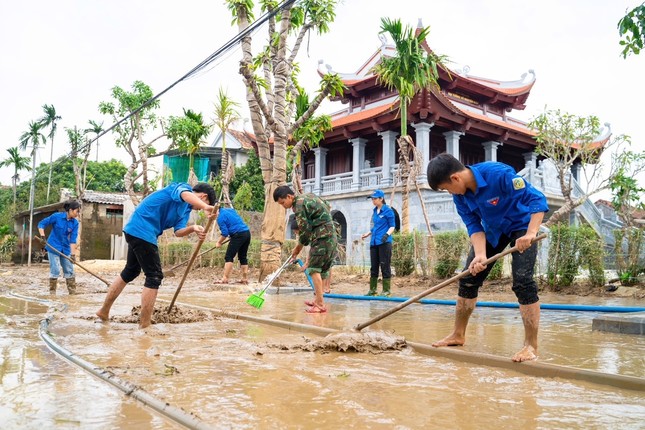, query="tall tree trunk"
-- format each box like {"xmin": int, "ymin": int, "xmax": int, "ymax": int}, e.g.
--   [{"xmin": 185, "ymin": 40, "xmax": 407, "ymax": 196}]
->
[
  {"xmin": 46, "ymin": 135, "xmax": 55, "ymax": 203},
  {"xmin": 259, "ymin": 183, "xmax": 287, "ymax": 281},
  {"xmin": 27, "ymin": 151, "xmax": 36, "ymax": 266}
]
